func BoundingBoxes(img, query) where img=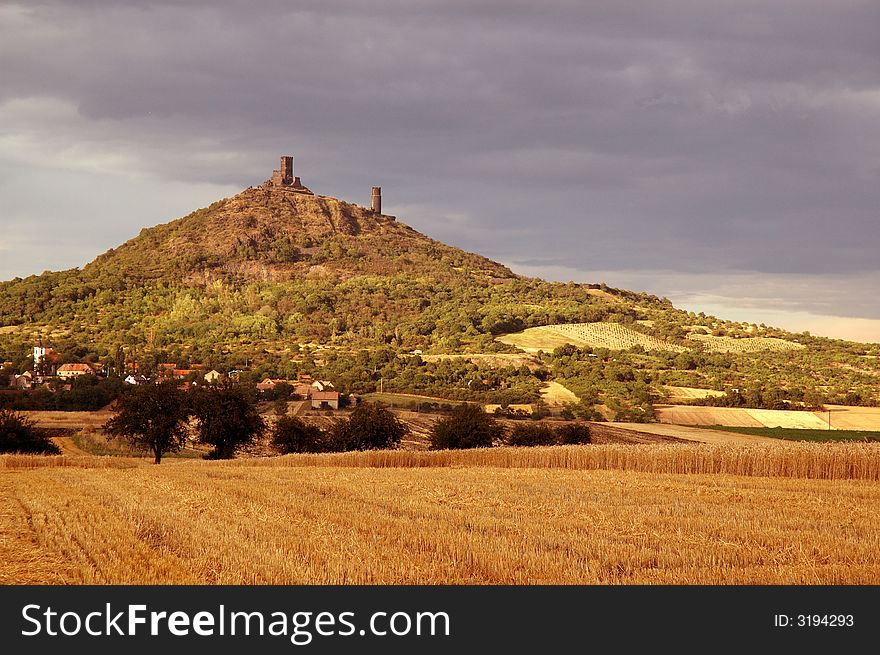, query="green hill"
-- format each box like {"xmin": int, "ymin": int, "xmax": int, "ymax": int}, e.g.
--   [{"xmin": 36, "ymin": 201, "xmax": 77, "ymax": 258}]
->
[{"xmin": 2, "ymin": 182, "xmax": 879, "ymax": 416}]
